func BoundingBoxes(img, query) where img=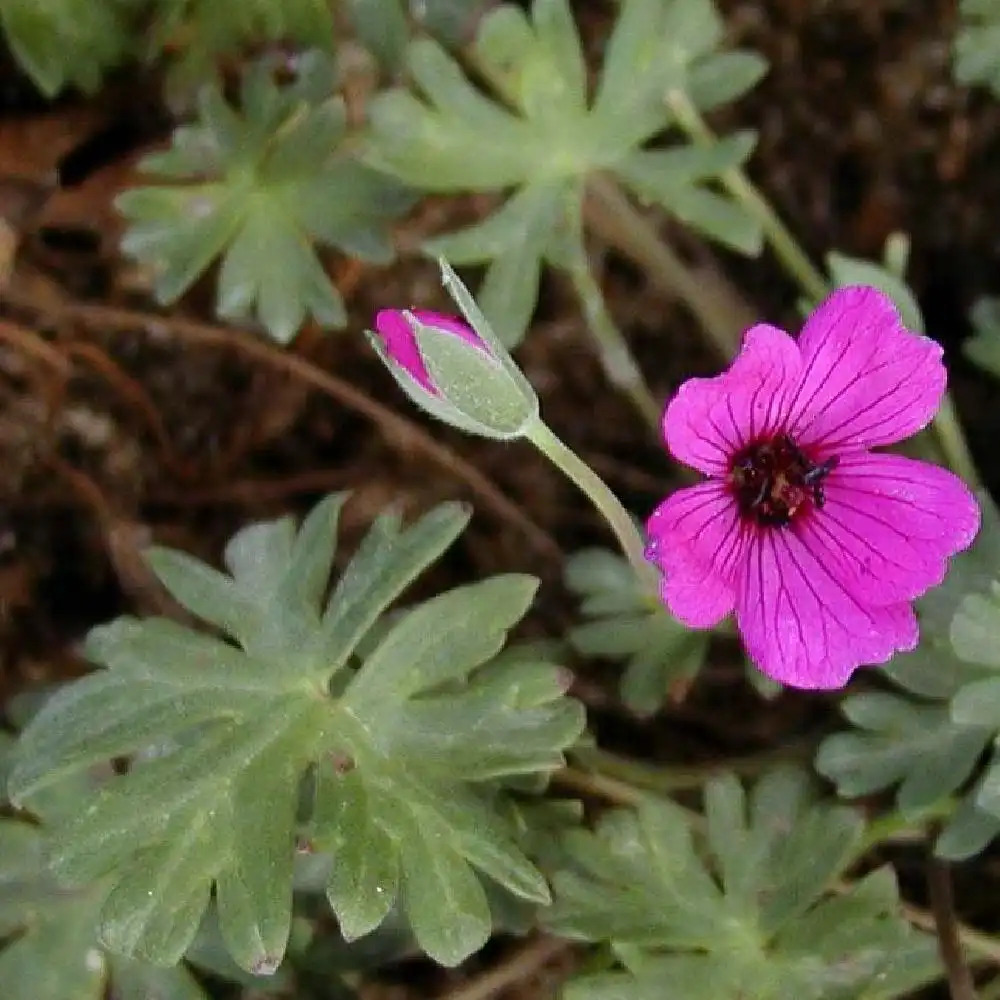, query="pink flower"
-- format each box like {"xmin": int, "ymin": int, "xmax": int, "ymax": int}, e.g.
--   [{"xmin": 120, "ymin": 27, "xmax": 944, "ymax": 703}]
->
[
  {"xmin": 370, "ymin": 306, "xmax": 539, "ymax": 439},
  {"xmin": 645, "ymin": 286, "xmax": 980, "ymax": 689},
  {"xmin": 373, "ymin": 309, "xmax": 485, "ymax": 393}
]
